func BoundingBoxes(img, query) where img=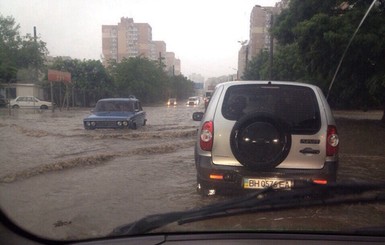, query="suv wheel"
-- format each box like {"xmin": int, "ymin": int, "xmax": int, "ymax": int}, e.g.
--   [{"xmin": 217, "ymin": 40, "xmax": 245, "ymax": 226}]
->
[
  {"xmin": 196, "ymin": 182, "xmax": 216, "ymax": 196},
  {"xmin": 230, "ymin": 112, "xmax": 292, "ymax": 170}
]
